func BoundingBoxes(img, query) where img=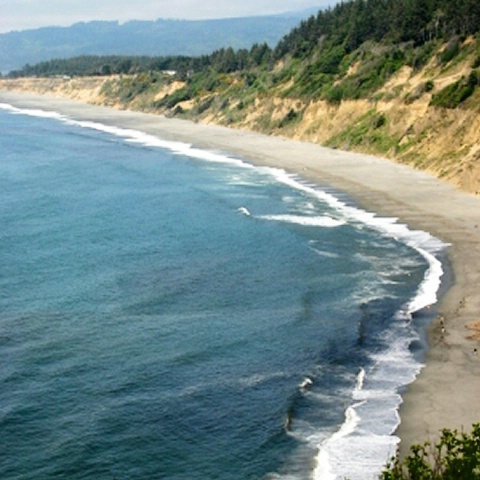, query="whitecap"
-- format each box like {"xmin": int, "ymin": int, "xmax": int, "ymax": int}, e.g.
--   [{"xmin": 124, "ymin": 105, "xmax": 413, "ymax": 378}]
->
[
  {"xmin": 299, "ymin": 377, "xmax": 313, "ymax": 389},
  {"xmin": 258, "ymin": 214, "xmax": 345, "ymax": 228},
  {"xmin": 238, "ymin": 206, "xmax": 251, "ymax": 216}
]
